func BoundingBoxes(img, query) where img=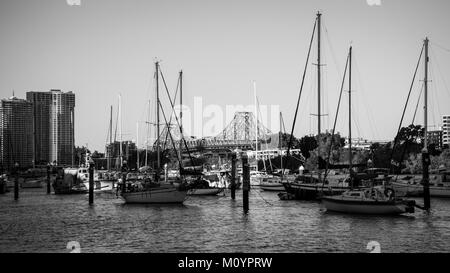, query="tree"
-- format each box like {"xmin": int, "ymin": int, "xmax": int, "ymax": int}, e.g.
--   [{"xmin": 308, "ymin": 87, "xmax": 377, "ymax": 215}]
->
[
  {"xmin": 431, "ymin": 149, "xmax": 450, "ymax": 171},
  {"xmin": 298, "ymin": 135, "xmax": 317, "ymax": 159},
  {"xmin": 396, "ymin": 124, "xmax": 424, "ymax": 145},
  {"xmin": 367, "ymin": 142, "xmax": 400, "ymax": 170}
]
